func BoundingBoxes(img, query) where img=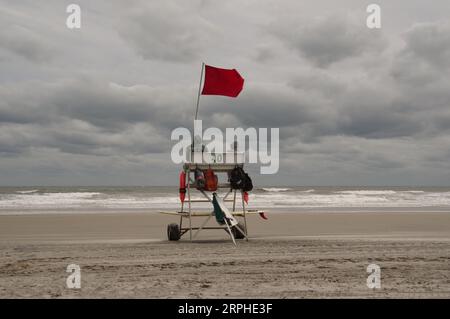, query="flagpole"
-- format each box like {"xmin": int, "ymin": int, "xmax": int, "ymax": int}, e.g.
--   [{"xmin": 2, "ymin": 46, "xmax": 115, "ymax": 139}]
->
[{"xmin": 194, "ymin": 62, "xmax": 205, "ymax": 121}]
